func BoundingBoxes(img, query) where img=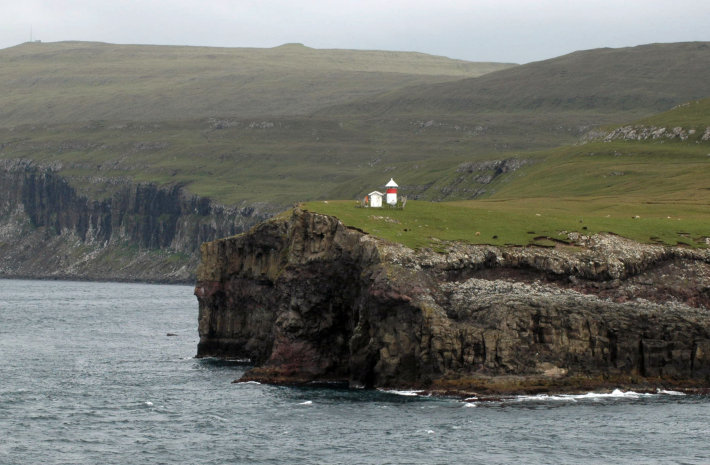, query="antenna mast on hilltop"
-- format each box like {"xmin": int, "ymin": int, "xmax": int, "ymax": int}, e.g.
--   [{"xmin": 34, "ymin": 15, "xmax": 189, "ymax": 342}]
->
[{"xmin": 30, "ymin": 25, "xmax": 40, "ymax": 43}]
